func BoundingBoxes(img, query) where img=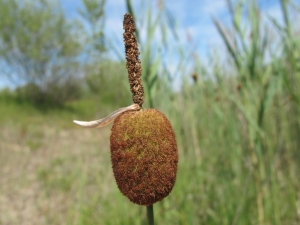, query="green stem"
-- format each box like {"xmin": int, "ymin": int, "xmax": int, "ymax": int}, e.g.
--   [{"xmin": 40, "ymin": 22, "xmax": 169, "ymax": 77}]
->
[{"xmin": 147, "ymin": 205, "xmax": 154, "ymax": 225}]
